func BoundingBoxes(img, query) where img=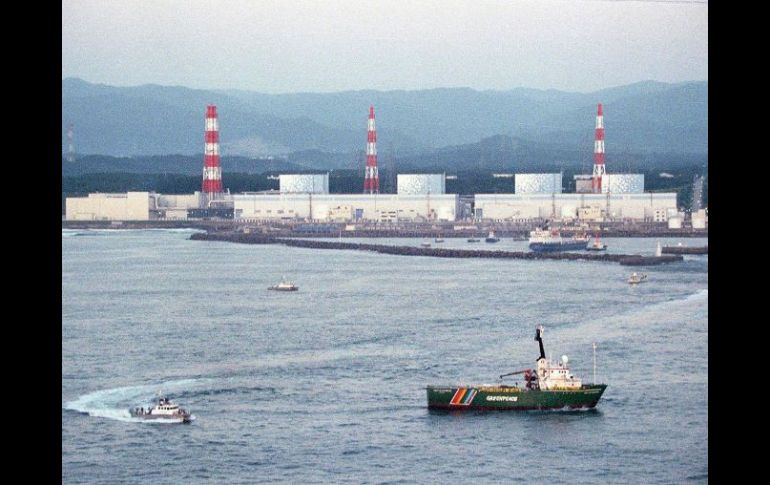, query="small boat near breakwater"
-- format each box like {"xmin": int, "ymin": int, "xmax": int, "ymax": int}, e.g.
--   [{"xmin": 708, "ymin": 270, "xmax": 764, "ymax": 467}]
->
[
  {"xmin": 485, "ymin": 231, "xmax": 500, "ymax": 243},
  {"xmin": 268, "ymin": 277, "xmax": 298, "ymax": 291},
  {"xmin": 628, "ymin": 272, "xmax": 648, "ymax": 284}
]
